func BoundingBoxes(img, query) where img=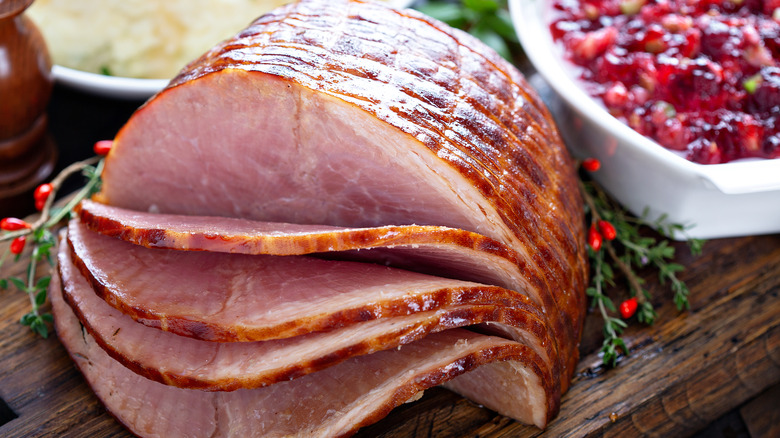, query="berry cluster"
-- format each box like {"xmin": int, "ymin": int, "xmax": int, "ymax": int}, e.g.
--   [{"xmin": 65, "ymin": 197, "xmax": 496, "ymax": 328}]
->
[{"xmin": 552, "ymin": 0, "xmax": 780, "ymax": 164}]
